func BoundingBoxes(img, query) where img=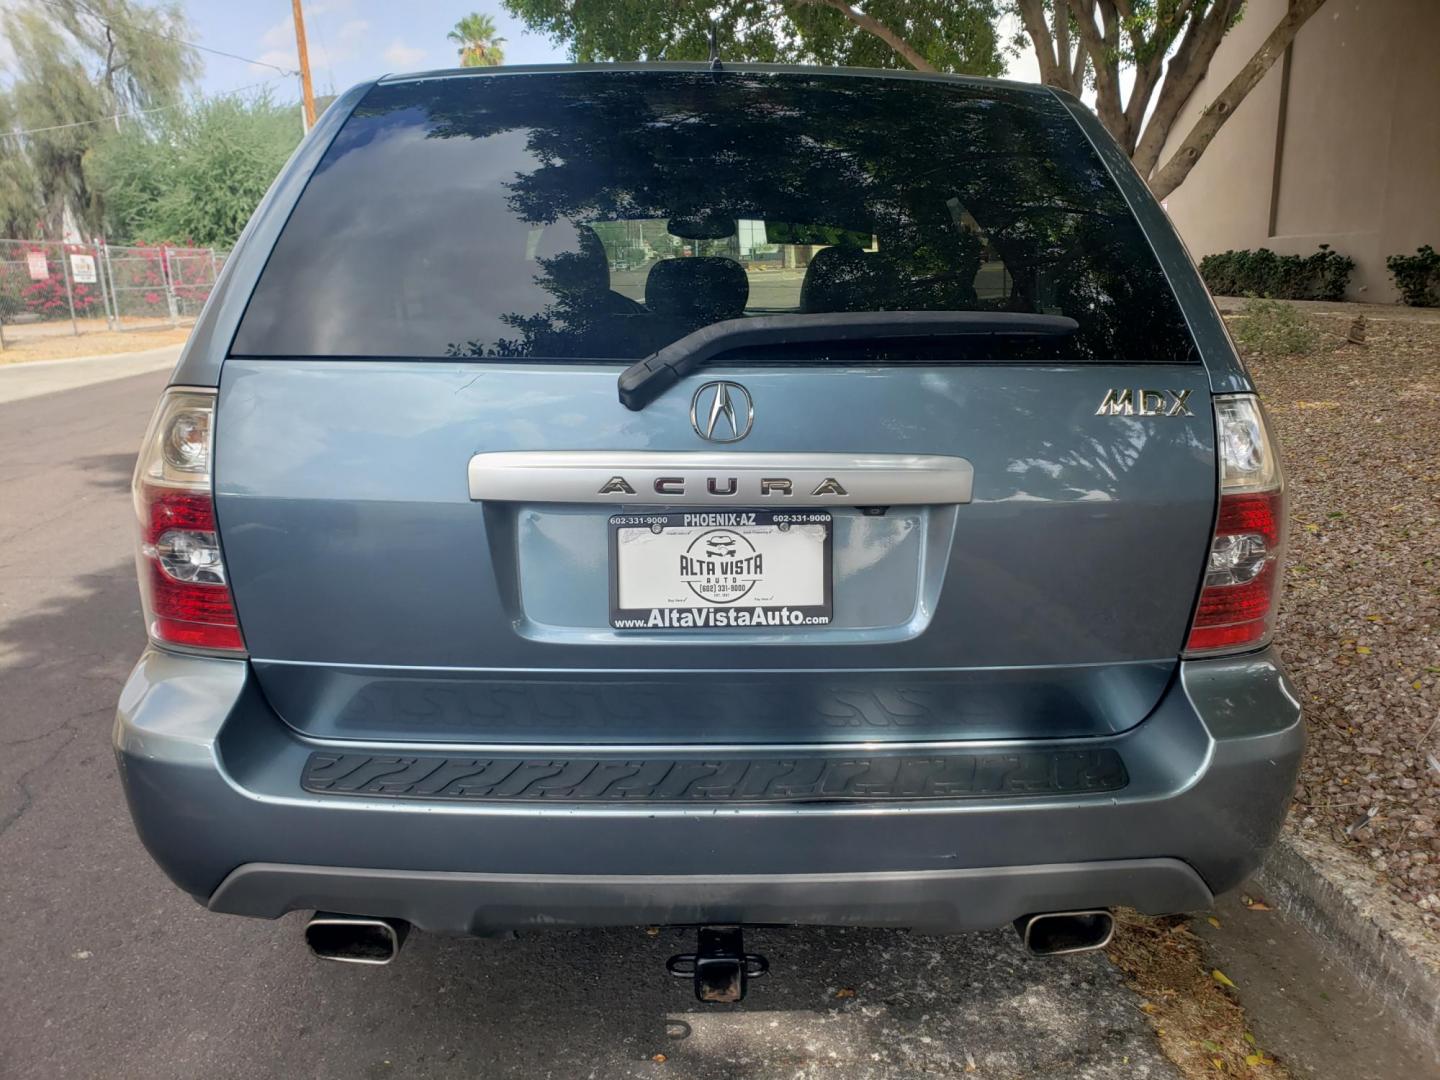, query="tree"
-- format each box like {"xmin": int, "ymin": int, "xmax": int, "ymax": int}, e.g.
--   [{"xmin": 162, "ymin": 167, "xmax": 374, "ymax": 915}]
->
[
  {"xmin": 504, "ymin": 0, "xmax": 1005, "ymax": 76},
  {"xmin": 0, "ymin": 0, "xmax": 198, "ymax": 237},
  {"xmin": 502, "ymin": 0, "xmax": 1331, "ymax": 198},
  {"xmin": 448, "ymin": 13, "xmax": 508, "ymax": 67},
  {"xmin": 0, "ymin": 91, "xmax": 41, "ymax": 236},
  {"xmin": 1013, "ymin": 0, "xmax": 1329, "ymax": 199},
  {"xmin": 87, "ymin": 92, "xmax": 302, "ymax": 247}
]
